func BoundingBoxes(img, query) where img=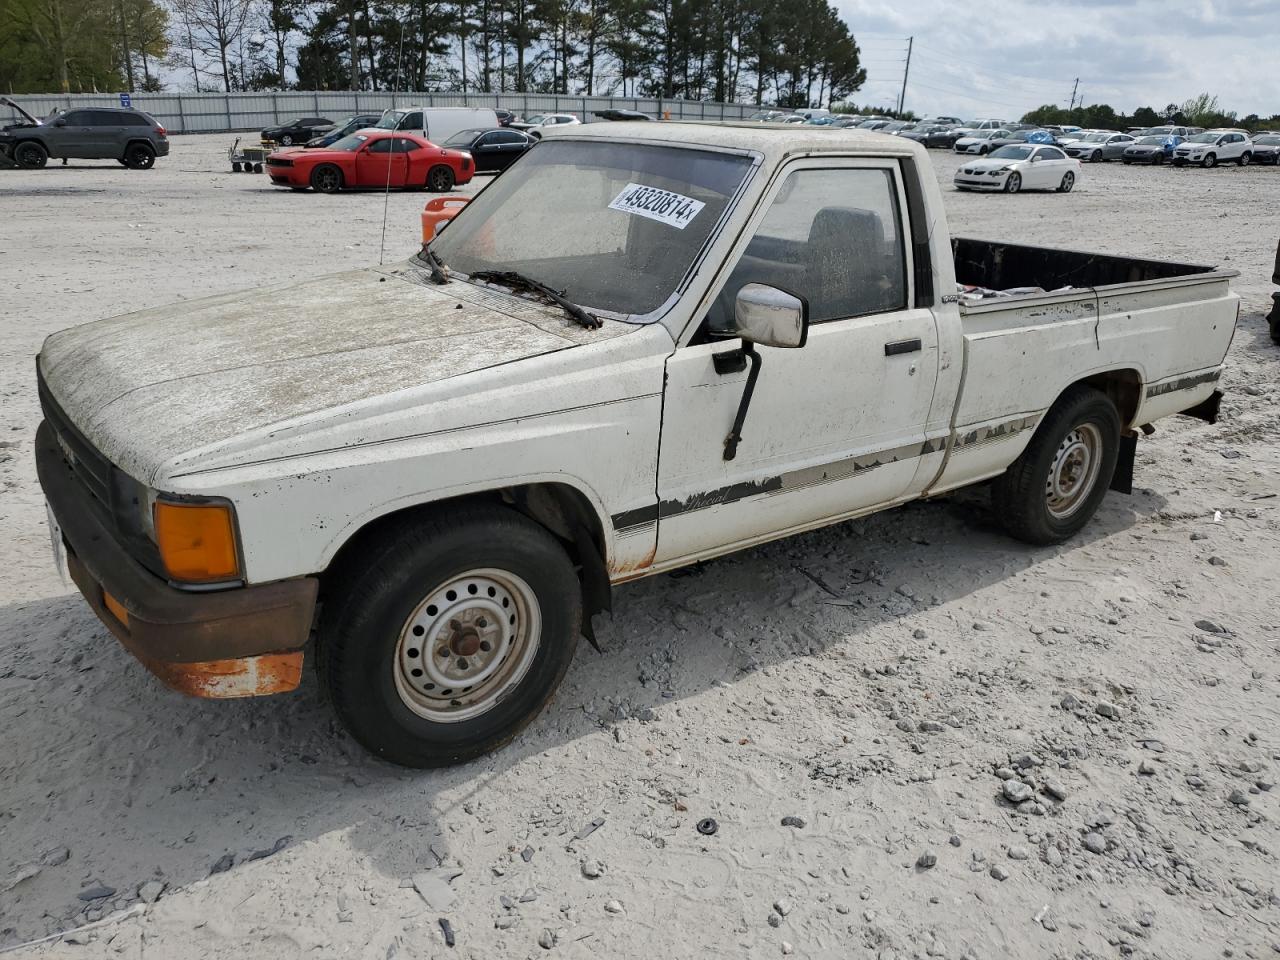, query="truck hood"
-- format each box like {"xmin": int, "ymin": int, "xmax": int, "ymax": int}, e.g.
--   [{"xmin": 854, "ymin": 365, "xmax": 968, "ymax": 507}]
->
[
  {"xmin": 1, "ymin": 96, "xmax": 40, "ymax": 128},
  {"xmin": 38, "ymin": 262, "xmax": 632, "ymax": 484}
]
